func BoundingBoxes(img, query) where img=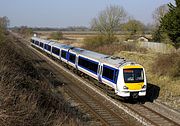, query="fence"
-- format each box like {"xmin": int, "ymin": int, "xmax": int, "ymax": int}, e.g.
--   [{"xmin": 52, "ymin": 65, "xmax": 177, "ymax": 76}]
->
[{"xmin": 138, "ymin": 41, "xmax": 175, "ymax": 53}]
